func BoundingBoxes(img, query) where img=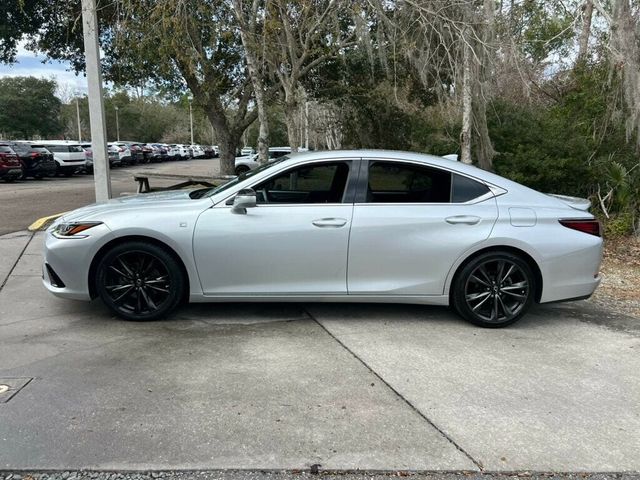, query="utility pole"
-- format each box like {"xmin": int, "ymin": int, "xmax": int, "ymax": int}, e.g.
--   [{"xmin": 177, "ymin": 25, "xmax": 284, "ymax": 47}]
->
[
  {"xmin": 115, "ymin": 106, "xmax": 120, "ymax": 142},
  {"xmin": 81, "ymin": 0, "xmax": 111, "ymax": 201},
  {"xmin": 189, "ymin": 99, "xmax": 194, "ymax": 145},
  {"xmin": 76, "ymin": 97, "xmax": 82, "ymax": 142}
]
